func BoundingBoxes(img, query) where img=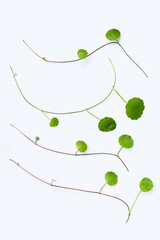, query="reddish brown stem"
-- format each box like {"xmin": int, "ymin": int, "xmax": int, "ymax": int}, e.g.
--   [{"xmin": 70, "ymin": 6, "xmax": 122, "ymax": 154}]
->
[
  {"xmin": 9, "ymin": 158, "xmax": 130, "ymax": 222},
  {"xmin": 23, "ymin": 40, "xmax": 117, "ymax": 63},
  {"xmin": 10, "ymin": 124, "xmax": 129, "ymax": 171}
]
